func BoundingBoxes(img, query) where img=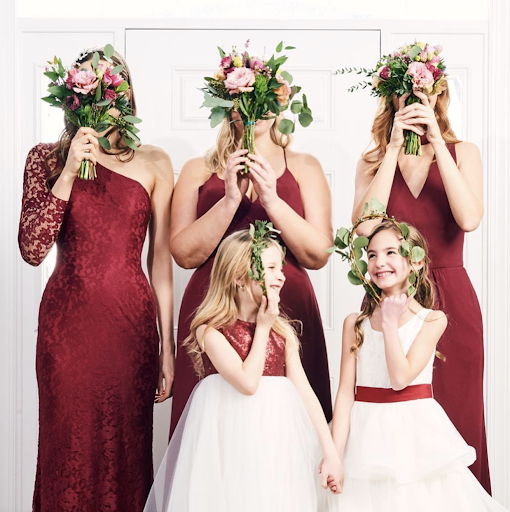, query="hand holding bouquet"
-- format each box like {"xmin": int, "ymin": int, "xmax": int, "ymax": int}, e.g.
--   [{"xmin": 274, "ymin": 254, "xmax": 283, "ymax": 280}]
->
[
  {"xmin": 42, "ymin": 44, "xmax": 141, "ymax": 180},
  {"xmin": 337, "ymin": 41, "xmax": 447, "ymax": 156},
  {"xmin": 202, "ymin": 40, "xmax": 313, "ymax": 173}
]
